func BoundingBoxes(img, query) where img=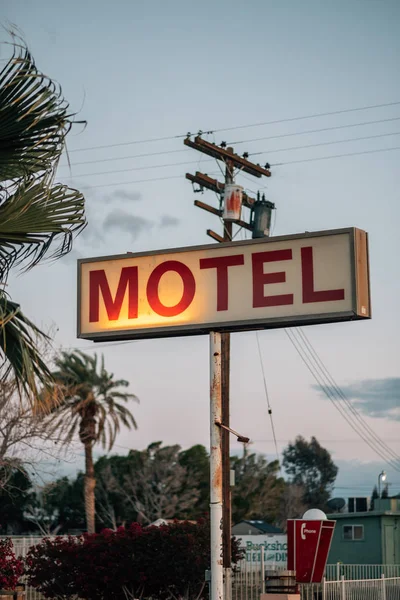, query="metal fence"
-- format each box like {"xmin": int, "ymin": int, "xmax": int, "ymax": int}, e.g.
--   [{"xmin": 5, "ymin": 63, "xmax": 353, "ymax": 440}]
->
[
  {"xmin": 231, "ymin": 558, "xmax": 400, "ymax": 600},
  {"xmin": 323, "ymin": 576, "xmax": 400, "ymax": 600},
  {"xmin": 325, "ymin": 564, "xmax": 400, "ymax": 581},
  {"xmin": 5, "ymin": 537, "xmax": 400, "ymax": 600}
]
